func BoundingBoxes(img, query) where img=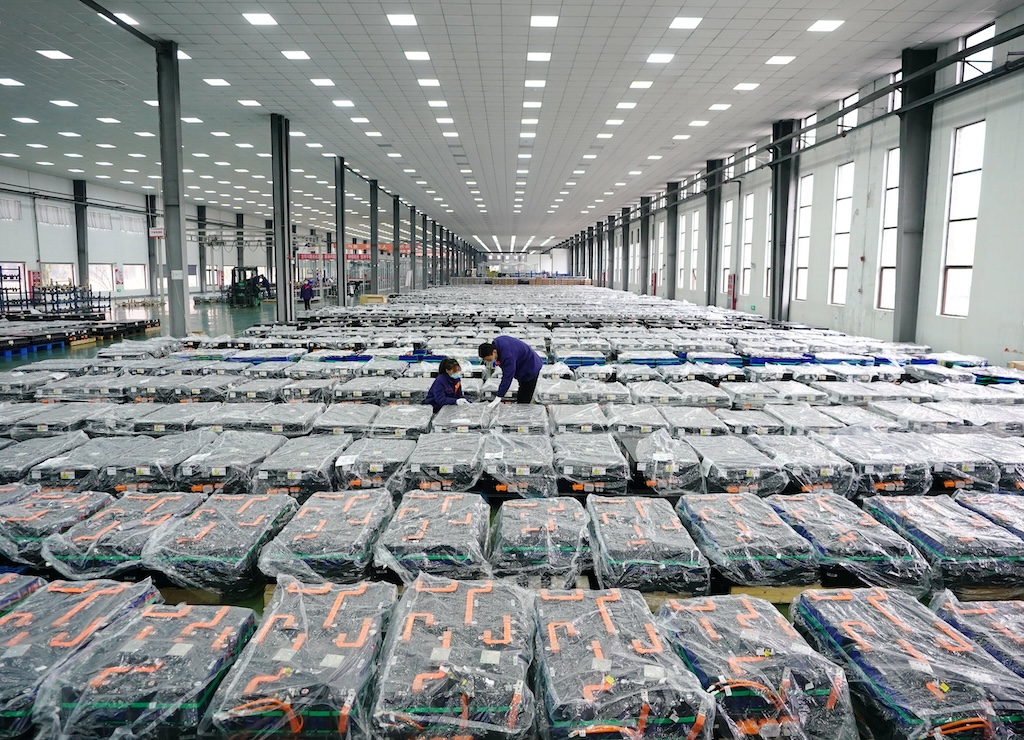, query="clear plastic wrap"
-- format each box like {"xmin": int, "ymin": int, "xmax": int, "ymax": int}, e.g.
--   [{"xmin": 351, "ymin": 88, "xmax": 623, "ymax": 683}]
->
[
  {"xmin": 742, "ymin": 364, "xmax": 793, "ymax": 382},
  {"xmin": 224, "ymin": 378, "xmax": 290, "ymax": 402},
  {"xmin": 0, "ymin": 578, "xmax": 160, "ymax": 739},
  {"xmin": 178, "ymin": 430, "xmax": 288, "ymax": 494},
  {"xmin": 816, "ymin": 404, "xmax": 902, "ymax": 431},
  {"xmin": 28, "ymin": 436, "xmax": 154, "ymax": 492},
  {"xmin": 355, "ymin": 358, "xmax": 408, "ymax": 377},
  {"xmin": 657, "ymin": 595, "xmax": 858, "ymax": 740},
  {"xmin": 930, "ymin": 589, "xmax": 1024, "ymax": 679},
  {"xmin": 676, "ymin": 493, "xmax": 819, "ymax": 586},
  {"xmin": 431, "ymin": 403, "xmax": 492, "ymax": 434},
  {"xmin": 17, "ymin": 357, "xmax": 96, "ymax": 375},
  {"xmin": 588, "ymin": 496, "xmax": 709, "ymax": 593},
  {"xmin": 404, "ymin": 361, "xmax": 441, "ymax": 378},
  {"xmin": 720, "ymin": 381, "xmax": 780, "ymax": 409},
  {"xmin": 374, "ymin": 492, "xmax": 491, "ymax": 581},
  {"xmin": 480, "ymin": 376, "xmax": 520, "ymax": 401},
  {"xmin": 334, "ymin": 437, "xmax": 417, "ymax": 494},
  {"xmin": 628, "ymin": 380, "xmax": 684, "ymax": 406},
  {"xmin": 790, "ymin": 365, "xmax": 839, "ymax": 384},
  {"xmin": 768, "ymin": 493, "xmax": 931, "ymax": 595},
  {"xmin": 620, "ymin": 430, "xmax": 703, "ymax": 496},
  {"xmin": 552, "ymin": 433, "xmax": 630, "ymax": 495},
  {"xmin": 905, "ymin": 363, "xmax": 977, "ymax": 383},
  {"xmin": 792, "ymin": 586, "xmax": 1024, "ymax": 740},
  {"xmin": 252, "ymin": 435, "xmax": 353, "ymax": 499},
  {"xmin": 692, "ymin": 363, "xmax": 746, "ymax": 384},
  {"xmin": 924, "ymin": 401, "xmax": 1024, "ymax": 435},
  {"xmin": 0, "ymin": 572, "xmax": 44, "ymax": 611},
  {"xmin": 534, "ymin": 587, "xmax": 715, "ymax": 740},
  {"xmin": 243, "ymin": 361, "xmax": 296, "ymax": 379},
  {"xmin": 231, "ymin": 348, "xmax": 307, "ymax": 364},
  {"xmin": 142, "ymin": 493, "xmax": 297, "ymax": 595},
  {"xmin": 660, "ymin": 363, "xmax": 700, "ymax": 382},
  {"xmin": 0, "ymin": 402, "xmax": 49, "ymax": 434},
  {"xmin": 206, "ymin": 577, "xmax": 396, "ymax": 739},
  {"xmin": 668, "ymin": 380, "xmax": 732, "ymax": 408},
  {"xmin": 81, "ymin": 403, "xmax": 159, "ymax": 436},
  {"xmin": 816, "ymin": 432, "xmax": 932, "ymax": 497},
  {"xmin": 613, "ymin": 364, "xmax": 664, "ymax": 383},
  {"xmin": 0, "ymin": 371, "xmax": 67, "ymax": 401},
  {"xmin": 956, "ymin": 492, "xmax": 1024, "ymax": 542},
  {"xmin": 760, "ymin": 379, "xmax": 830, "ymax": 404},
  {"xmin": 41, "ymin": 492, "xmax": 206, "ymax": 579},
  {"xmin": 746, "ymin": 436, "xmax": 855, "ymax": 497},
  {"xmin": 573, "ymin": 364, "xmax": 616, "ymax": 382},
  {"xmin": 381, "ymin": 376, "xmax": 435, "ymax": 404},
  {"xmin": 124, "ymin": 375, "xmax": 184, "ymax": 402},
  {"xmin": 902, "ymin": 432, "xmax": 1000, "ymax": 492},
  {"xmin": 604, "ymin": 404, "xmax": 669, "ymax": 437},
  {"xmin": 685, "ymin": 436, "xmax": 788, "ymax": 496},
  {"xmin": 312, "ymin": 403, "xmax": 380, "ymax": 437},
  {"xmin": 536, "ymin": 379, "xmax": 589, "ymax": 405},
  {"xmin": 258, "ymin": 490, "xmax": 394, "ymax": 583},
  {"xmin": 809, "ymin": 381, "xmax": 883, "ymax": 406},
  {"xmin": 865, "ymin": 494, "xmax": 1024, "ymax": 593},
  {"xmin": 169, "ymin": 375, "xmax": 241, "ymax": 403},
  {"xmin": 826, "ymin": 364, "xmax": 876, "ymax": 383},
  {"xmin": 490, "ymin": 498, "xmax": 588, "ymax": 587},
  {"xmin": 482, "ymin": 432, "xmax": 558, "ymax": 498},
  {"xmin": 132, "ymin": 402, "xmax": 222, "ymax": 436},
  {"xmin": 400, "ymin": 432, "xmax": 486, "ymax": 492},
  {"xmin": 284, "ymin": 360, "xmax": 354, "ymax": 380},
  {"xmin": 490, "ymin": 403, "xmax": 551, "ymax": 435},
  {"xmin": 549, "ymin": 403, "xmax": 609, "ymax": 434},
  {"xmin": 617, "ymin": 349, "xmax": 681, "ymax": 366},
  {"xmin": 540, "ymin": 362, "xmax": 575, "ymax": 379},
  {"xmin": 921, "ymin": 382, "xmax": 1023, "ymax": 404},
  {"xmin": 0, "ymin": 431, "xmax": 89, "ymax": 483},
  {"xmin": 34, "ymin": 602, "xmax": 256, "ymax": 739},
  {"xmin": 372, "ymin": 574, "xmax": 534, "ymax": 739},
  {"xmin": 713, "ymin": 409, "xmax": 786, "ymax": 435},
  {"xmin": 280, "ymin": 377, "xmax": 339, "ymax": 403},
  {"xmin": 762, "ymin": 402, "xmax": 847, "ymax": 435},
  {"xmin": 576, "ymin": 379, "xmax": 632, "ymax": 404},
  {"xmin": 935, "ymin": 433, "xmax": 1024, "ymax": 491},
  {"xmin": 9, "ymin": 403, "xmax": 93, "ymax": 441},
  {"xmin": 99, "ymin": 430, "xmax": 219, "ymax": 494},
  {"xmin": 659, "ymin": 406, "xmax": 730, "ymax": 437},
  {"xmin": 368, "ymin": 404, "xmax": 434, "ymax": 439},
  {"xmin": 867, "ymin": 400, "xmax": 963, "ymax": 432},
  {"xmin": 0, "ymin": 490, "xmax": 112, "ymax": 566},
  {"xmin": 333, "ymin": 376, "xmax": 390, "ymax": 403}
]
